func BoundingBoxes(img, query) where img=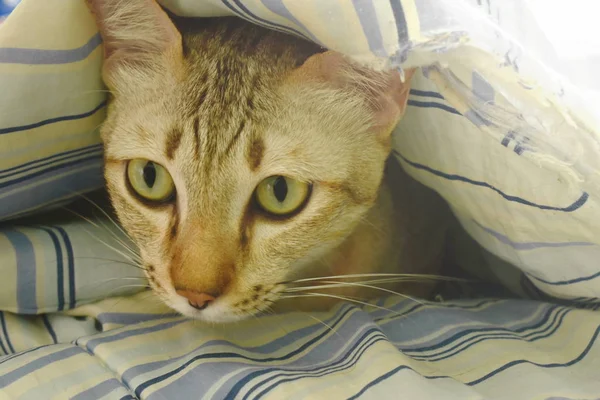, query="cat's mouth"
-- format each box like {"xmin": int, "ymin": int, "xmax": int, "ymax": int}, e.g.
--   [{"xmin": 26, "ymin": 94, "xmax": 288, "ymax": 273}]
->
[{"xmin": 164, "ymin": 283, "xmax": 287, "ymax": 323}]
